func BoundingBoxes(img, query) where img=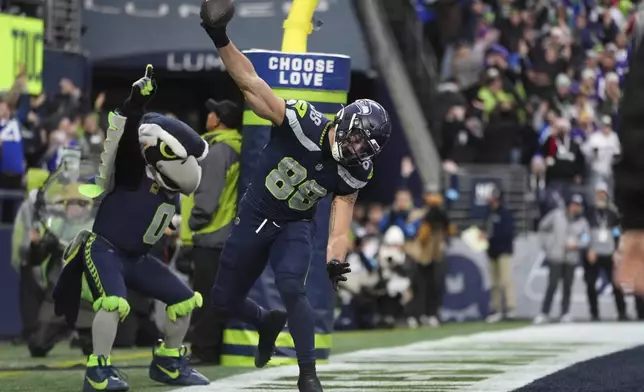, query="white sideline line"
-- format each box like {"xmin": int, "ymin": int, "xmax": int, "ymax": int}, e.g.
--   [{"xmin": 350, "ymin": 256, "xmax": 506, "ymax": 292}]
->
[{"xmin": 172, "ymin": 323, "xmax": 644, "ymax": 392}]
